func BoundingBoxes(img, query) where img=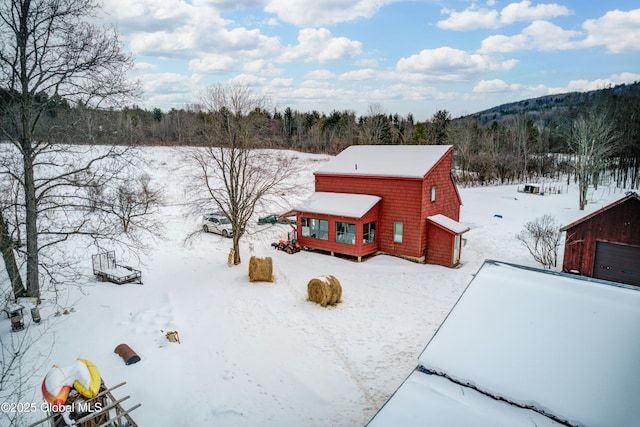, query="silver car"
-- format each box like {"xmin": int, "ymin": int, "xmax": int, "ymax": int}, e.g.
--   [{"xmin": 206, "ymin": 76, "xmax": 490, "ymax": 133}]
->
[{"xmin": 202, "ymin": 213, "xmax": 233, "ymax": 237}]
